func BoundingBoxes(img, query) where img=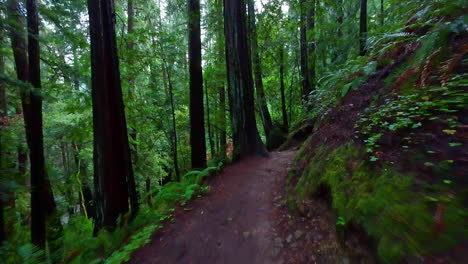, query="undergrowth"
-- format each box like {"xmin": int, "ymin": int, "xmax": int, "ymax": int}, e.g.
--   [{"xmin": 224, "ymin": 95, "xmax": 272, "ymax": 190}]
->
[
  {"xmin": 0, "ymin": 162, "xmax": 223, "ymax": 264},
  {"xmin": 289, "ymin": 144, "xmax": 468, "ymax": 262}
]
